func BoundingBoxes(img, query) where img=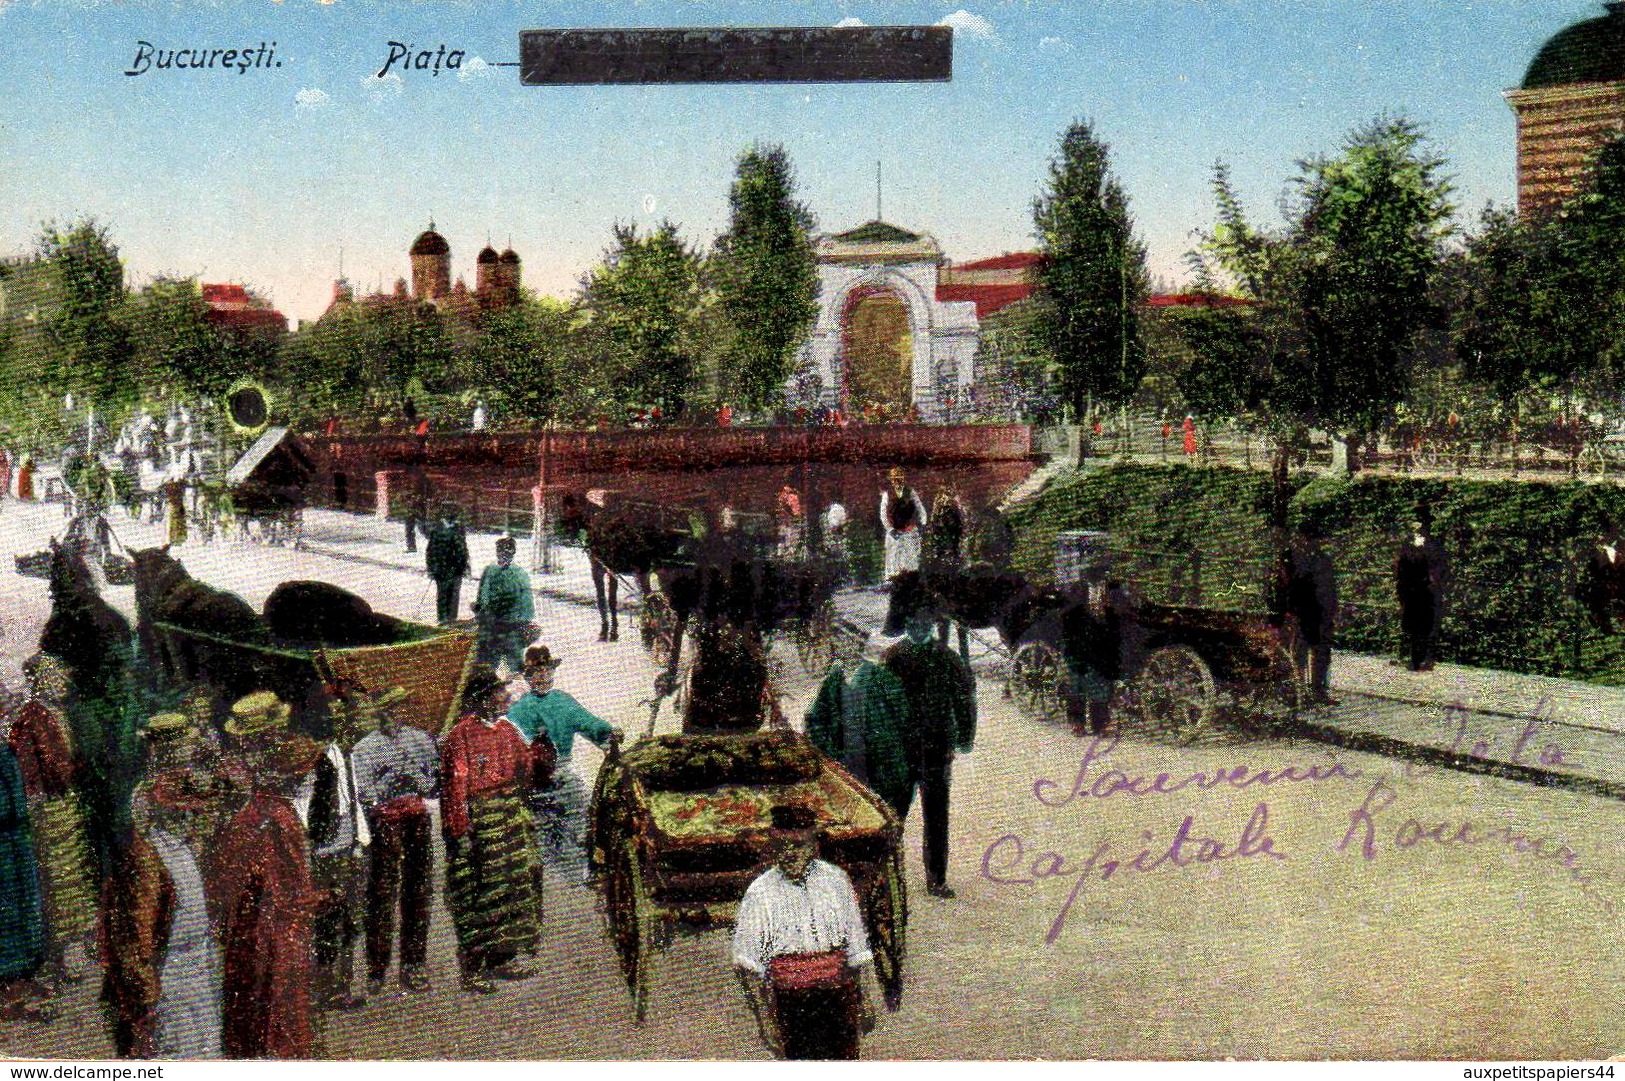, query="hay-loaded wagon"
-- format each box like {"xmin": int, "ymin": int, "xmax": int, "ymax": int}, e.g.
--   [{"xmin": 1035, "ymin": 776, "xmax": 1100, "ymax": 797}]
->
[
  {"xmin": 587, "ymin": 729, "xmax": 906, "ymax": 1022},
  {"xmin": 1008, "ymin": 532, "xmax": 1302, "ymax": 744}
]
